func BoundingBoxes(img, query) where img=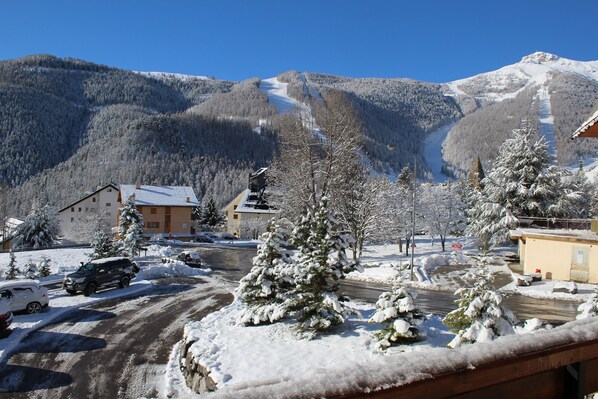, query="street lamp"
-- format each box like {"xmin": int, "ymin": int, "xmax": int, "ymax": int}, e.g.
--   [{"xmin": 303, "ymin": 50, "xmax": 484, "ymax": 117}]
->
[{"xmin": 387, "ymin": 144, "xmax": 417, "ymax": 281}]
